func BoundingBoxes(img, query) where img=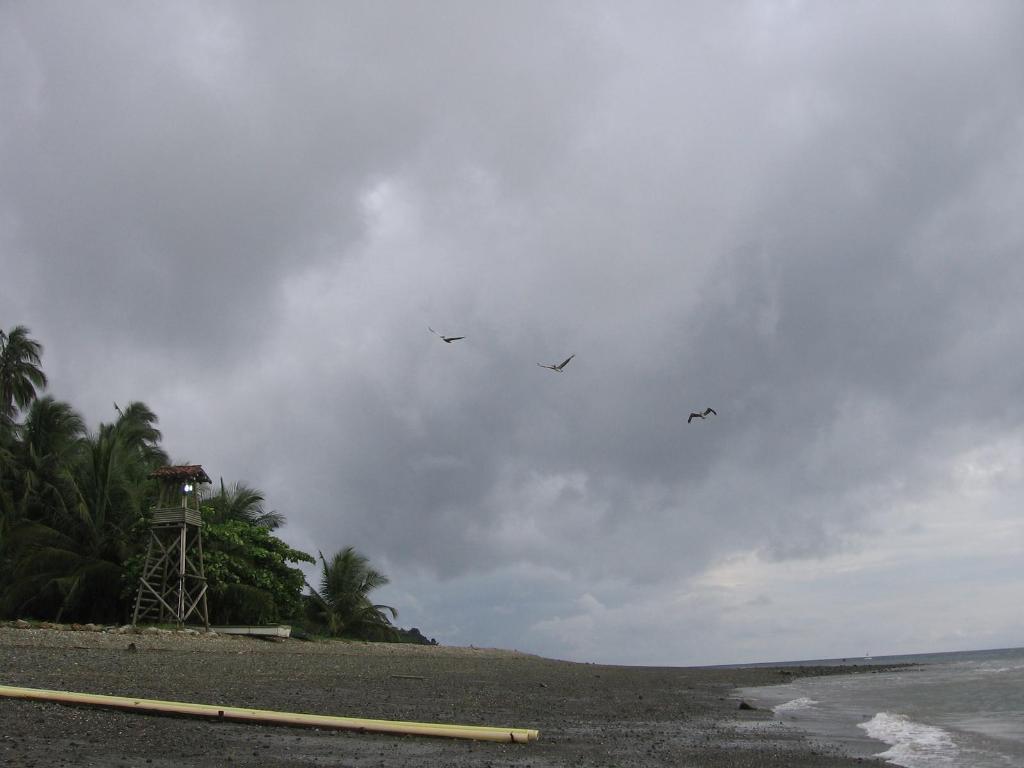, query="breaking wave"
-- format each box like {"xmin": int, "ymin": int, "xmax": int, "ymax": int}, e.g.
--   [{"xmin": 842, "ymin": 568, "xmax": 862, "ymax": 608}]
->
[{"xmin": 858, "ymin": 712, "xmax": 959, "ymax": 767}]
